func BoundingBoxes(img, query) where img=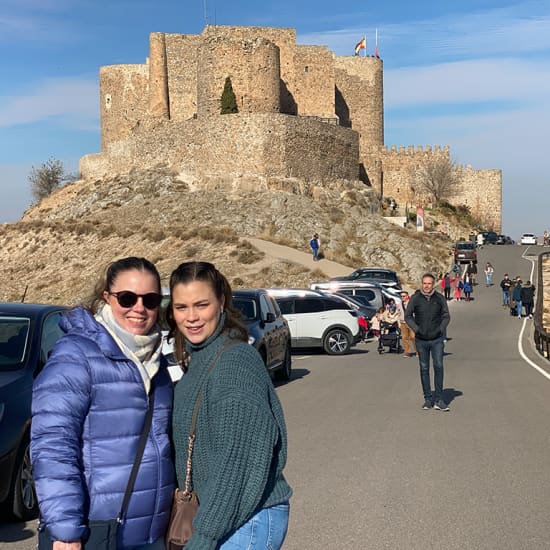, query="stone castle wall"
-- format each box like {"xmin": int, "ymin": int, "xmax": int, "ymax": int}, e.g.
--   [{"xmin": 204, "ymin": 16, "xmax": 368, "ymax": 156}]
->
[
  {"xmin": 82, "ymin": 113, "xmax": 359, "ymax": 187},
  {"xmin": 87, "ymin": 25, "xmax": 502, "ymax": 229}
]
